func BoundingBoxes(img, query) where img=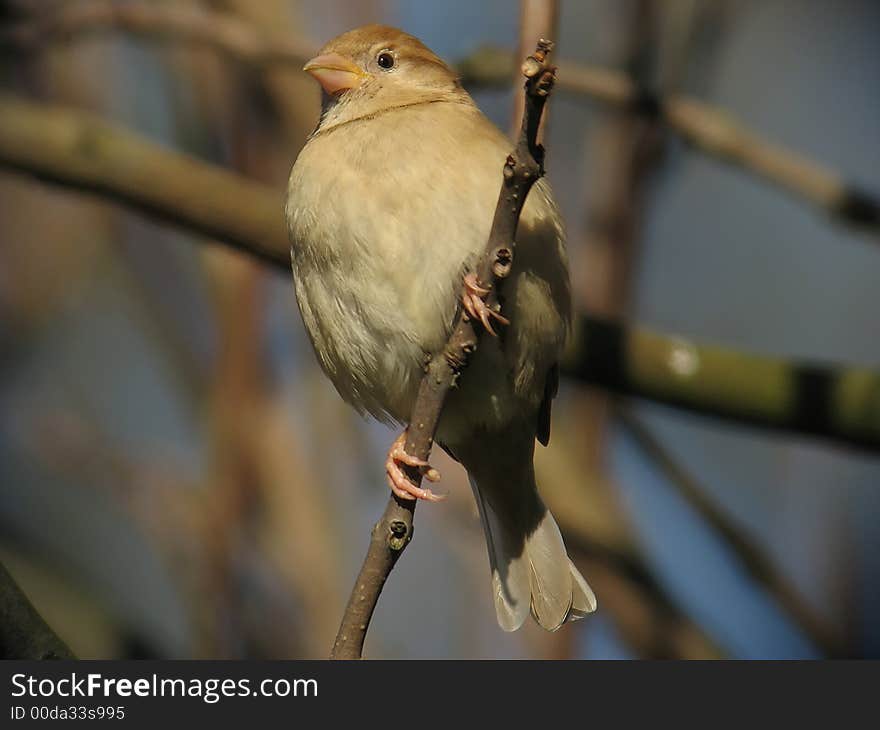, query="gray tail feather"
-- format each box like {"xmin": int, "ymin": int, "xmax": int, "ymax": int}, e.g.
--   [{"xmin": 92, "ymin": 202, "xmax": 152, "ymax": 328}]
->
[{"xmin": 469, "ymin": 475, "xmax": 597, "ymax": 632}]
